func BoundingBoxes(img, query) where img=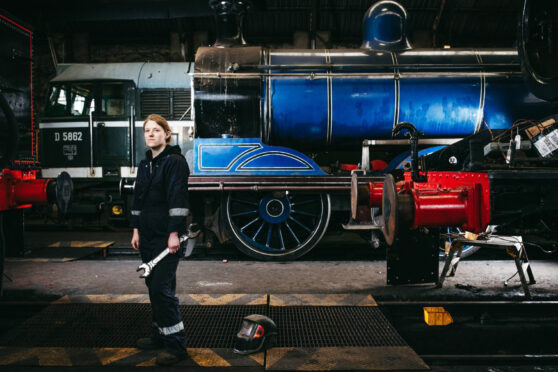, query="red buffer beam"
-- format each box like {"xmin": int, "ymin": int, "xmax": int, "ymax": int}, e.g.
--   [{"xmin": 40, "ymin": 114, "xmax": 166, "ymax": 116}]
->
[{"xmin": 362, "ymin": 171, "xmax": 490, "ymax": 234}]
